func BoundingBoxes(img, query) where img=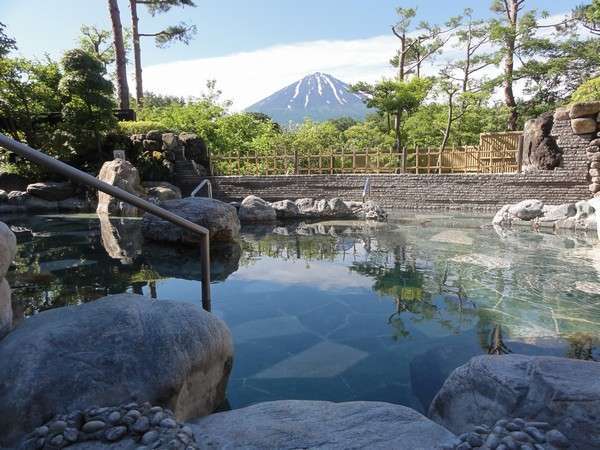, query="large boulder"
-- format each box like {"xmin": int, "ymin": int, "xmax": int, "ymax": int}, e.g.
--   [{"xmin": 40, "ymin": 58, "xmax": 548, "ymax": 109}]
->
[
  {"xmin": 428, "ymin": 355, "xmax": 600, "ymax": 450},
  {"xmin": 26, "ymin": 181, "xmax": 74, "ymax": 201},
  {"xmin": 142, "ymin": 197, "xmax": 240, "ymax": 243},
  {"xmin": 571, "ymin": 118, "xmax": 597, "ymax": 135},
  {"xmin": 142, "ymin": 182, "xmax": 182, "ymax": 203},
  {"xmin": 179, "ymin": 133, "xmax": 208, "ymax": 167},
  {"xmin": 508, "ymin": 199, "xmax": 544, "ymax": 221},
  {"xmin": 238, "ymin": 195, "xmax": 277, "ymax": 223},
  {"xmin": 190, "ymin": 400, "xmax": 459, "ymax": 450},
  {"xmin": 0, "ymin": 222, "xmax": 16, "ymax": 340},
  {"xmin": 328, "ymin": 197, "xmax": 353, "ymax": 218},
  {"xmin": 522, "ymin": 112, "xmax": 562, "ymax": 171},
  {"xmin": 271, "ymin": 200, "xmax": 301, "ymax": 220},
  {"xmin": 0, "ymin": 294, "xmax": 234, "ymax": 447},
  {"xmin": 569, "ymin": 101, "xmax": 600, "ymax": 119},
  {"xmin": 96, "ymin": 159, "xmax": 146, "ymax": 217},
  {"xmin": 295, "ymin": 198, "xmax": 316, "ymax": 216}
]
